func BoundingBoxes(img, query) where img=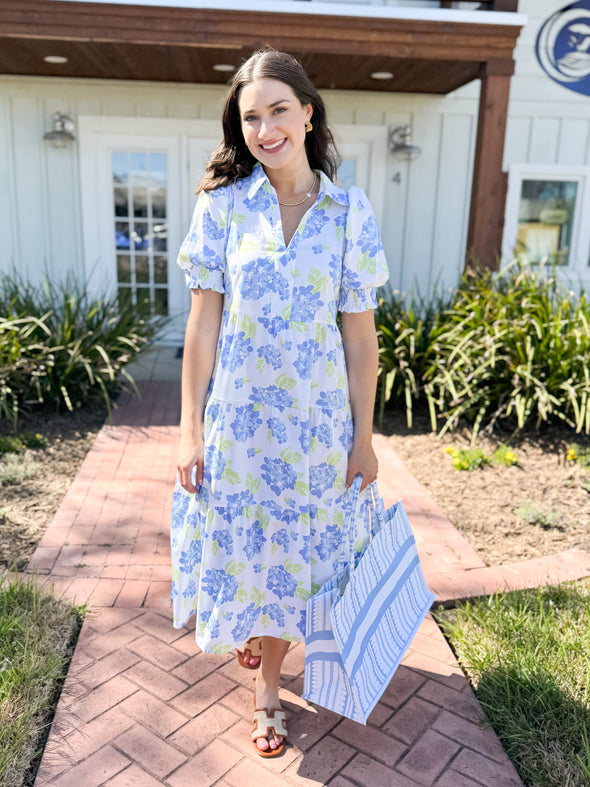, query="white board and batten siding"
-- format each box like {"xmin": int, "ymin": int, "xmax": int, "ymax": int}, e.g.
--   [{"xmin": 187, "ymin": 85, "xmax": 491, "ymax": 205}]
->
[
  {"xmin": 1, "ymin": 0, "xmax": 590, "ymax": 338},
  {"xmin": 502, "ymin": 0, "xmax": 590, "ymax": 284},
  {"xmin": 0, "ymin": 74, "xmax": 479, "ymax": 341}
]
